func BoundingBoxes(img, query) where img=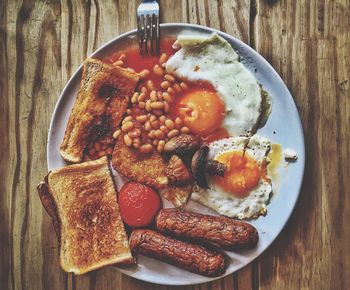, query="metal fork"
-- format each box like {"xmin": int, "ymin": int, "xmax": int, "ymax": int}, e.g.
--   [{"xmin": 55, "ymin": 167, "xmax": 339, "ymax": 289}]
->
[{"xmin": 137, "ymin": 0, "xmax": 160, "ymax": 56}]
